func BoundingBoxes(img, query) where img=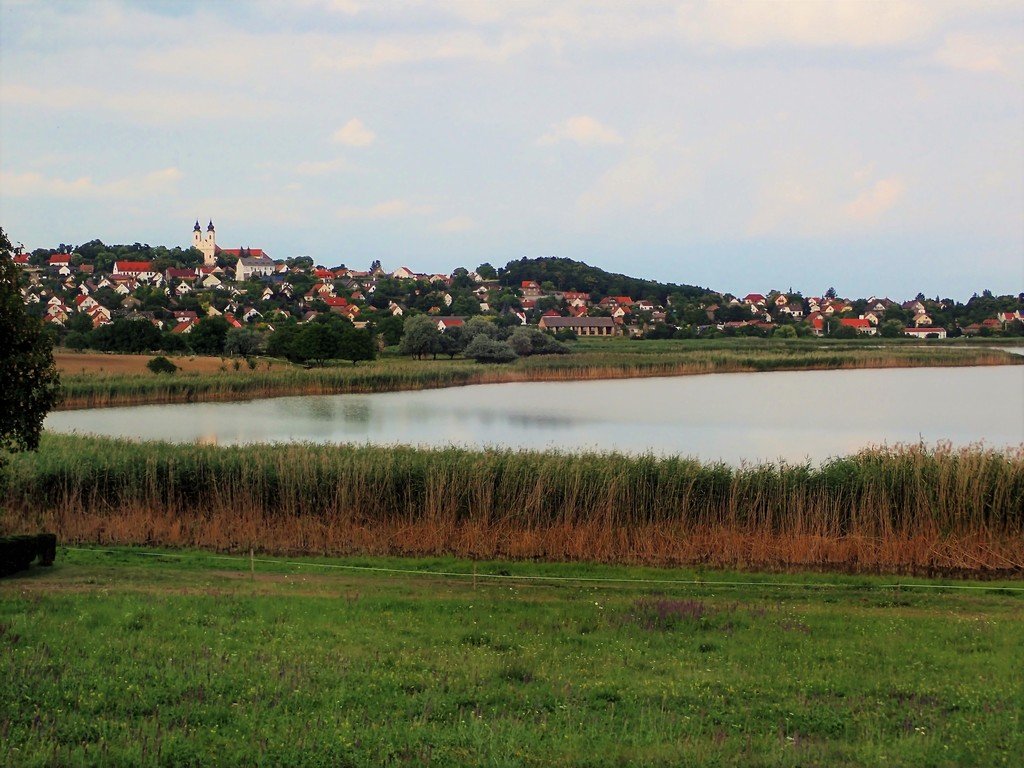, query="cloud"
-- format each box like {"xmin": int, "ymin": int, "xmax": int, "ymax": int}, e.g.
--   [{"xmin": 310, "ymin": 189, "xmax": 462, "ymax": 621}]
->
[
  {"xmin": 0, "ymin": 167, "xmax": 182, "ymax": 199},
  {"xmin": 315, "ymin": 31, "xmax": 536, "ymax": 70},
  {"xmin": 436, "ymin": 215, "xmax": 475, "ymax": 232},
  {"xmin": 333, "ymin": 118, "xmax": 376, "ymax": 147},
  {"xmin": 538, "ymin": 115, "xmax": 623, "ymax": 147},
  {"xmin": 747, "ymin": 169, "xmax": 906, "ymax": 237},
  {"xmin": 843, "ymin": 177, "xmax": 905, "ymax": 222},
  {"xmin": 676, "ymin": 0, "xmax": 937, "ymax": 50},
  {"xmin": 0, "ymin": 82, "xmax": 271, "ymax": 124},
  {"xmin": 933, "ymin": 33, "xmax": 1024, "ymax": 75},
  {"xmin": 336, "ymin": 199, "xmax": 433, "ymax": 219},
  {"xmin": 295, "ymin": 158, "xmax": 350, "ymax": 176}
]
